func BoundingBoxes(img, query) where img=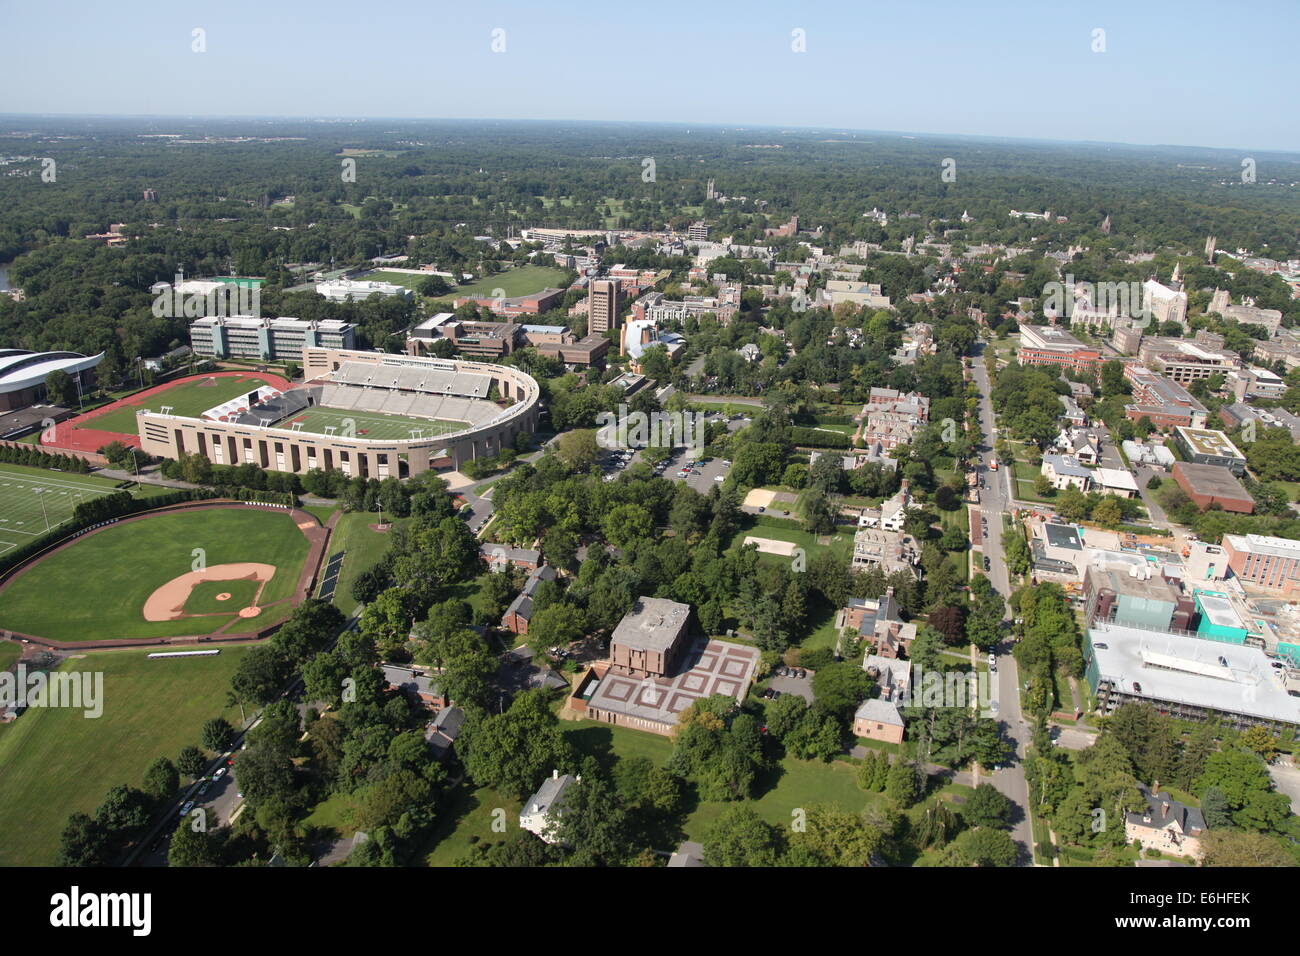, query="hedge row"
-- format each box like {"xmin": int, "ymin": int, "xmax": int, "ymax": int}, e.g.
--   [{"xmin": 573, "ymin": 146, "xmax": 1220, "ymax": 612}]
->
[
  {"xmin": 0, "ymin": 443, "xmax": 93, "ymax": 473},
  {"xmin": 789, "ymin": 426, "xmax": 851, "ymax": 448}
]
